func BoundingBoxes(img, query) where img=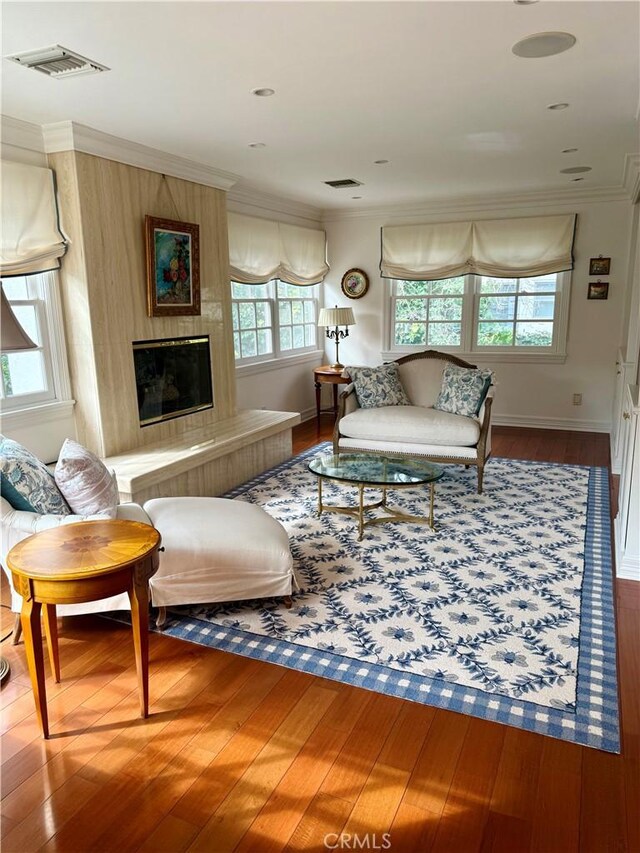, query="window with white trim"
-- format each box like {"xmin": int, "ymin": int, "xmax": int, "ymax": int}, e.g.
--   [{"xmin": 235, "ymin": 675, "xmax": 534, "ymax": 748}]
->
[
  {"xmin": 389, "ymin": 272, "xmax": 570, "ymax": 359},
  {"xmin": 1, "ymin": 272, "xmax": 70, "ymax": 410},
  {"xmin": 231, "ymin": 280, "xmax": 318, "ymax": 364}
]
